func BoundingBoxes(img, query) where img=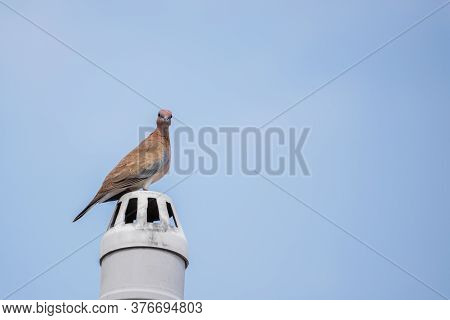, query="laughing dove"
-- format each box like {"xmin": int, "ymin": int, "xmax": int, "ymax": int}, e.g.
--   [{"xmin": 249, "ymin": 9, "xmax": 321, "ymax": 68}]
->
[{"xmin": 73, "ymin": 109, "xmax": 173, "ymax": 222}]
